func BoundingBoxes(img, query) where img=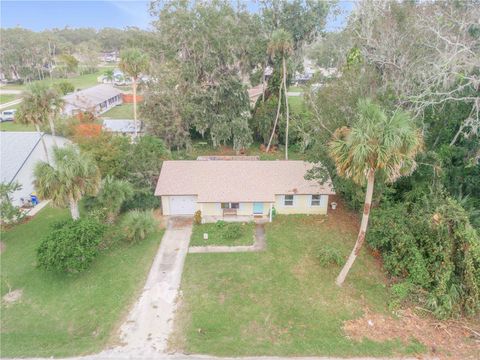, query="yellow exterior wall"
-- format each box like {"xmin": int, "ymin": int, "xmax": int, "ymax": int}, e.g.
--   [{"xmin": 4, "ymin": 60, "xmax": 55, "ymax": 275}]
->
[
  {"xmin": 161, "ymin": 196, "xmax": 328, "ymax": 216},
  {"xmin": 275, "ymin": 194, "xmax": 328, "ymax": 215},
  {"xmin": 199, "ymin": 202, "xmax": 222, "ymax": 216}
]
